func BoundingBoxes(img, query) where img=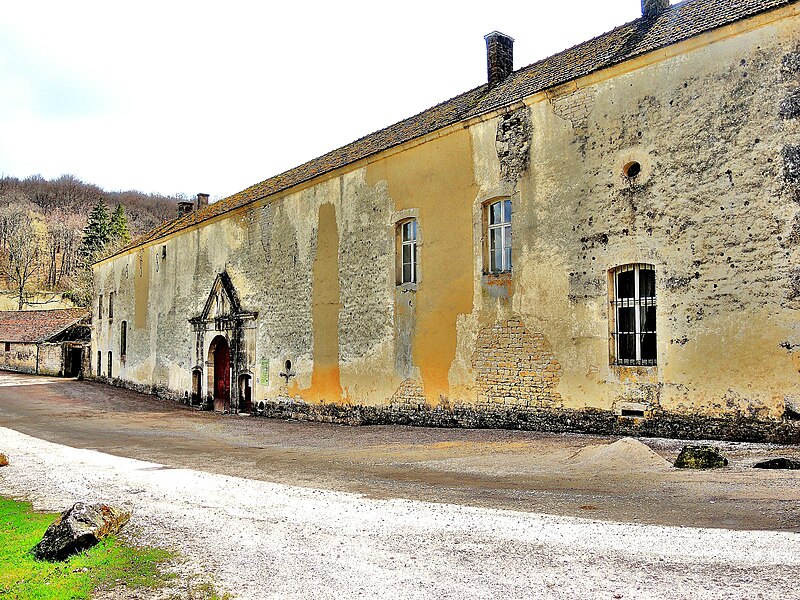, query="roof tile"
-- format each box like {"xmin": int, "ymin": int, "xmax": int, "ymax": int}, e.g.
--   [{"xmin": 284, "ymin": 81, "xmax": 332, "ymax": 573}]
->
[{"xmin": 0, "ymin": 309, "xmax": 90, "ymax": 343}]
